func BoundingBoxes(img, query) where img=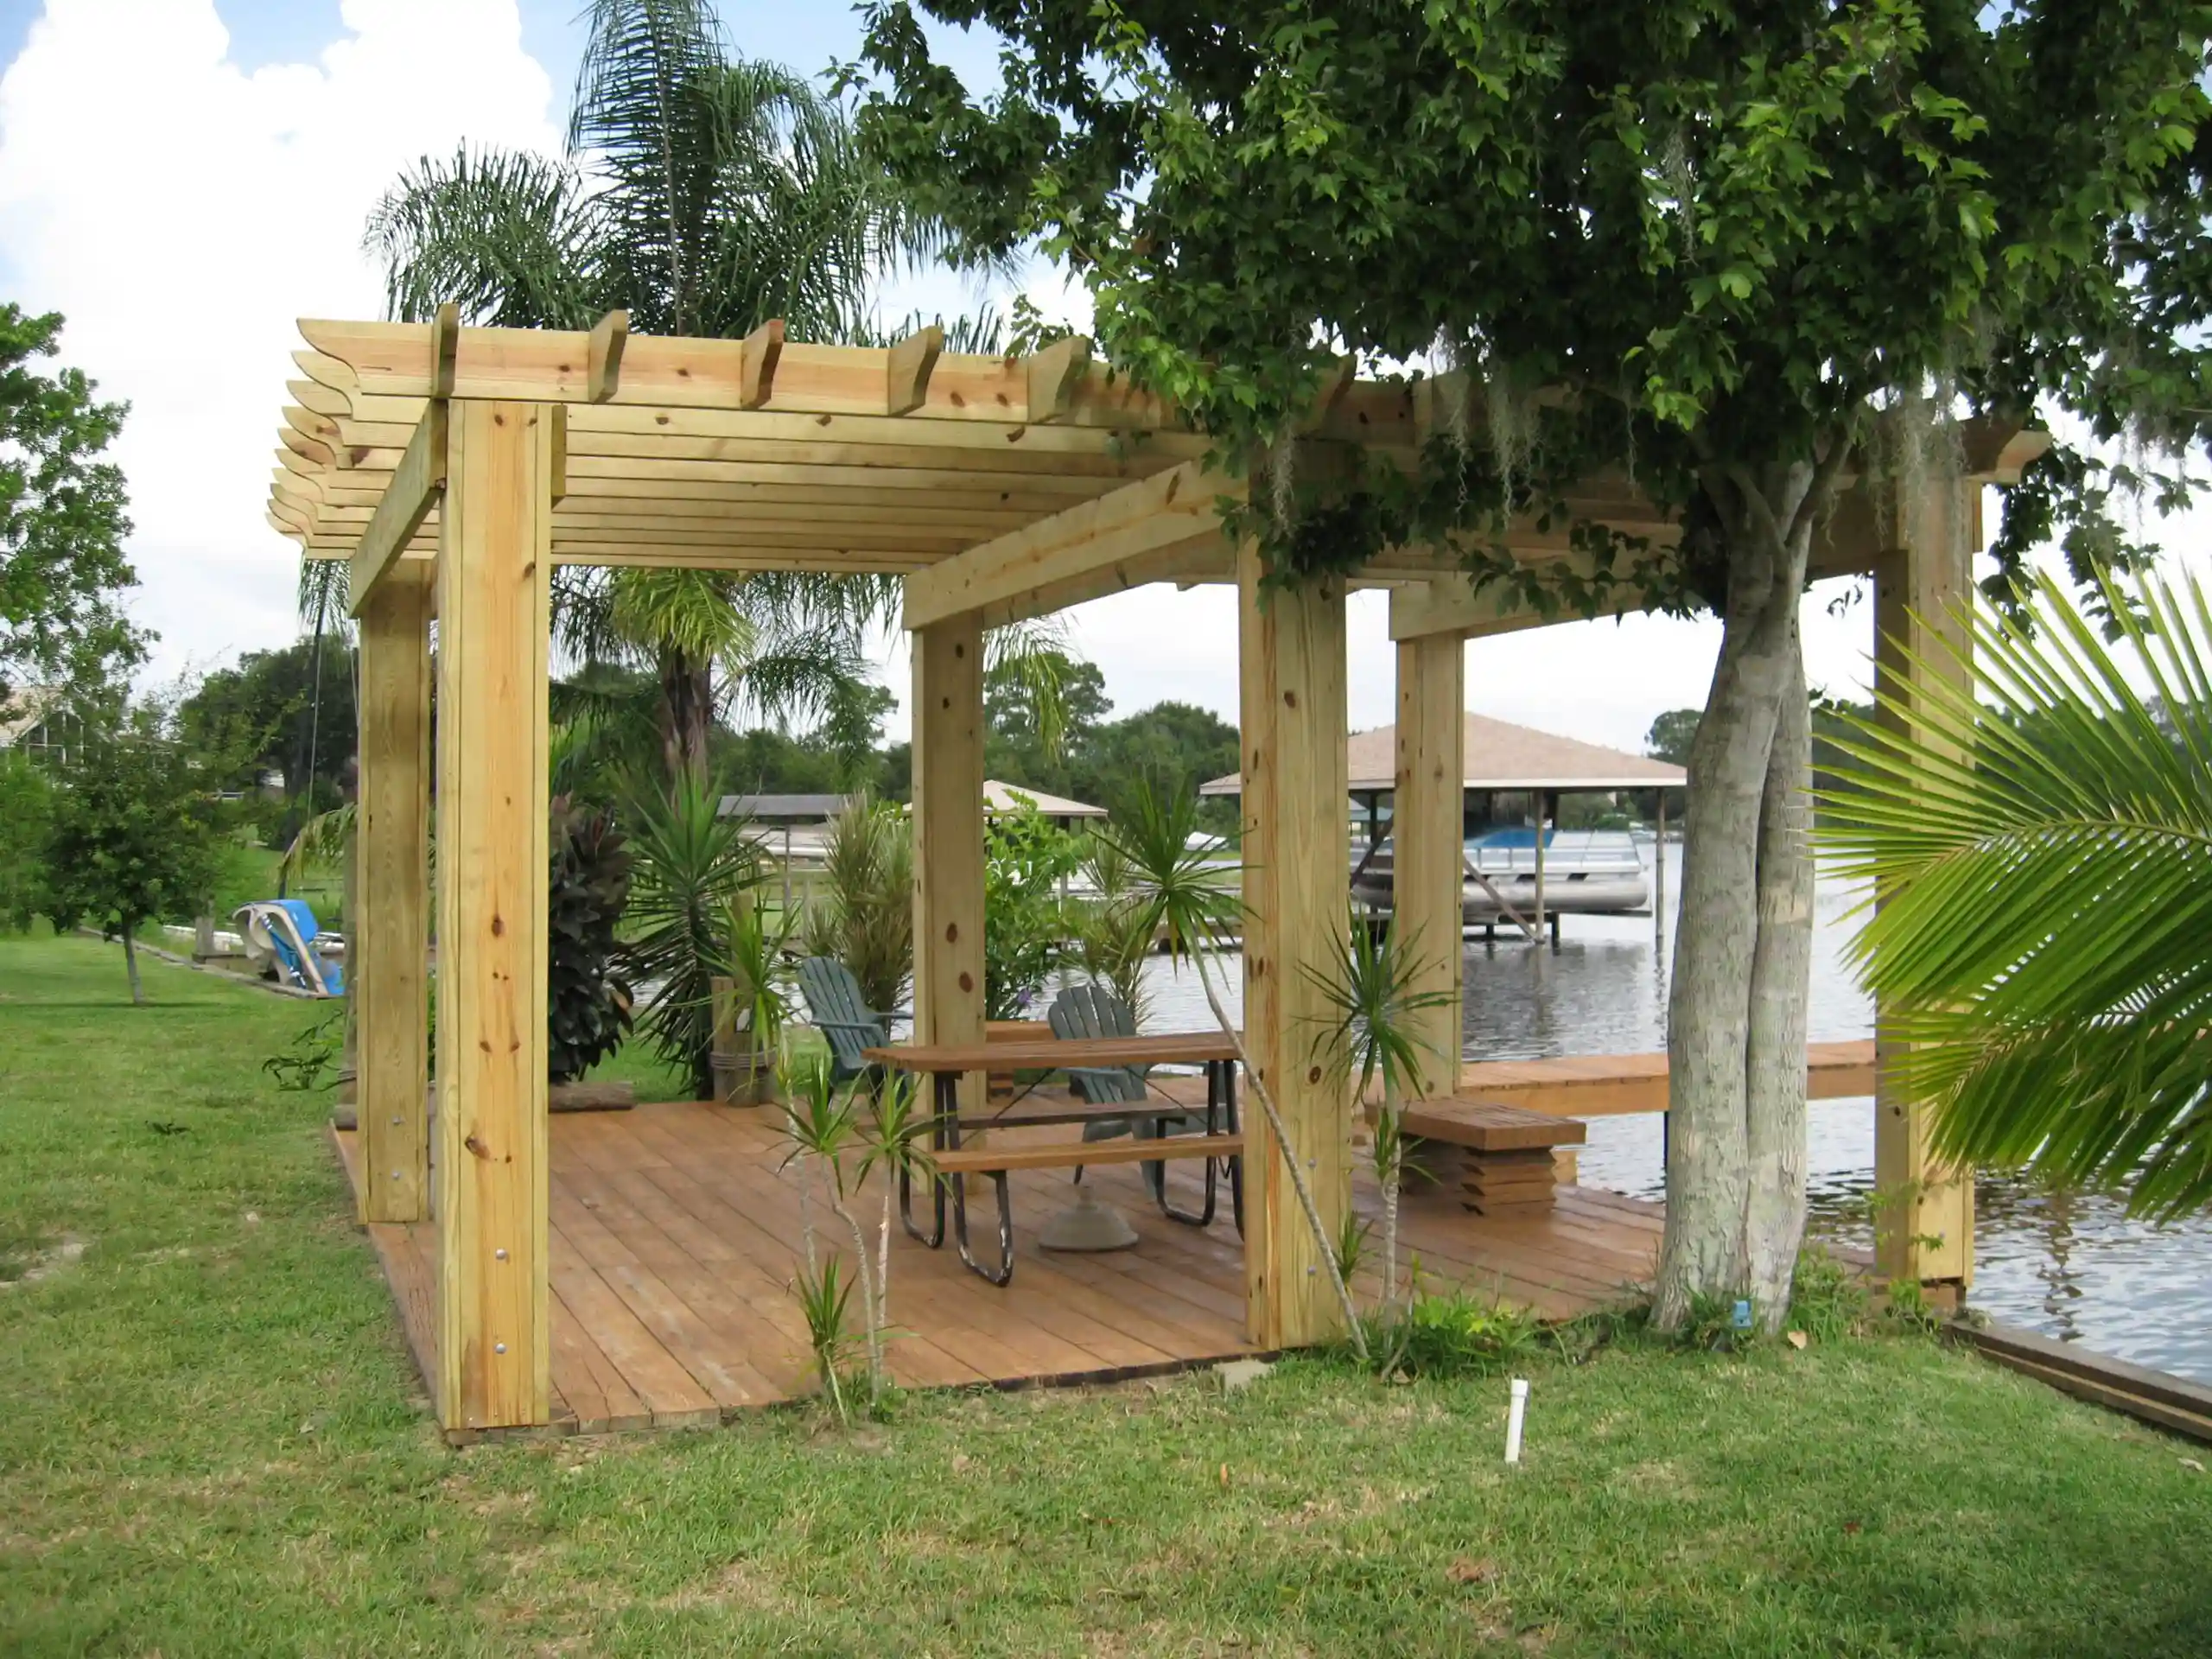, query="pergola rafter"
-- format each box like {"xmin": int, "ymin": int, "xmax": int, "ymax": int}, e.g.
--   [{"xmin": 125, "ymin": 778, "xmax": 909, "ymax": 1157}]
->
[{"xmin": 283, "ymin": 312, "xmax": 2047, "ymax": 1438}]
